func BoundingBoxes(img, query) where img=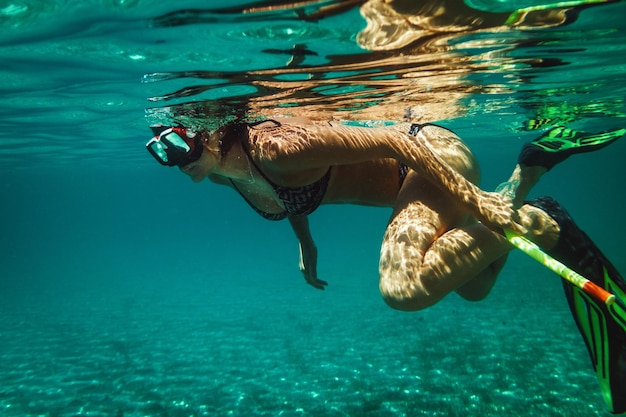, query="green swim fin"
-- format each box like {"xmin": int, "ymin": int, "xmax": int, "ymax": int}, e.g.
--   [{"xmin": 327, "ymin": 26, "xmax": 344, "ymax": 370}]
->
[
  {"xmin": 518, "ymin": 126, "xmax": 625, "ymax": 170},
  {"xmin": 526, "ymin": 197, "xmax": 626, "ymax": 414},
  {"xmin": 565, "ymin": 277, "xmax": 626, "ymax": 414}
]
